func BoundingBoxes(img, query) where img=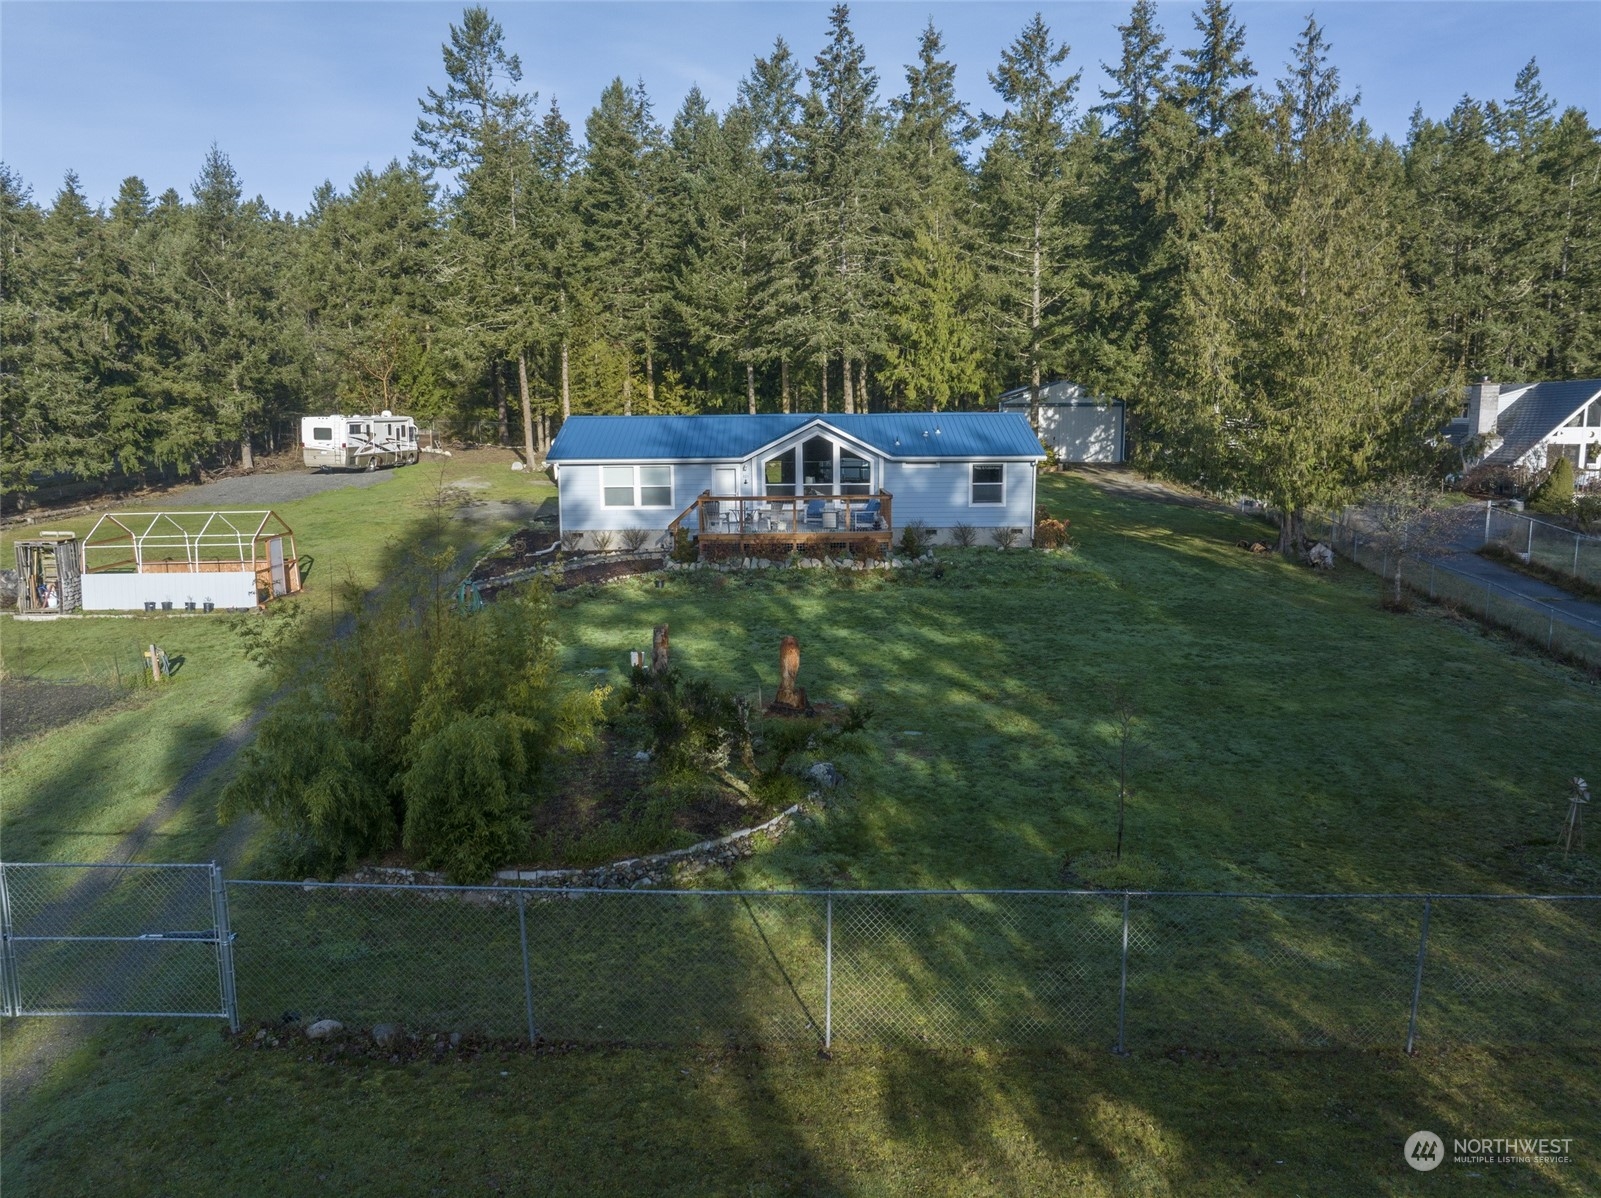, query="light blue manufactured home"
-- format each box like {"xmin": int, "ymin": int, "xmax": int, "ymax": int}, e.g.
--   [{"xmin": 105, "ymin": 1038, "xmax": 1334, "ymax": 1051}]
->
[{"xmin": 545, "ymin": 413, "xmax": 1046, "ymax": 549}]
